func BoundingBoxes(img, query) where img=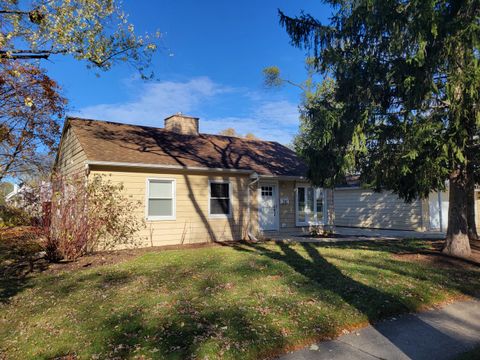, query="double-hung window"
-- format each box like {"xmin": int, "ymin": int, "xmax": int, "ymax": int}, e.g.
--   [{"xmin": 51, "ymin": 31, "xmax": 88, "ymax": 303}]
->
[
  {"xmin": 296, "ymin": 186, "xmax": 325, "ymax": 226},
  {"xmin": 209, "ymin": 181, "xmax": 231, "ymax": 217},
  {"xmin": 146, "ymin": 179, "xmax": 175, "ymax": 220}
]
